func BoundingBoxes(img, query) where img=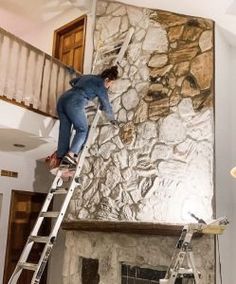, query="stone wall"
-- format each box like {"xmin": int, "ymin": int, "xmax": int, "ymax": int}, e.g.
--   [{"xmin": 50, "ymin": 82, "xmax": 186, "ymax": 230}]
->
[
  {"xmin": 67, "ymin": 0, "xmax": 214, "ymax": 224},
  {"xmin": 62, "ymin": 231, "xmax": 214, "ymax": 284},
  {"xmin": 62, "ymin": 2, "xmax": 215, "ymax": 284}
]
